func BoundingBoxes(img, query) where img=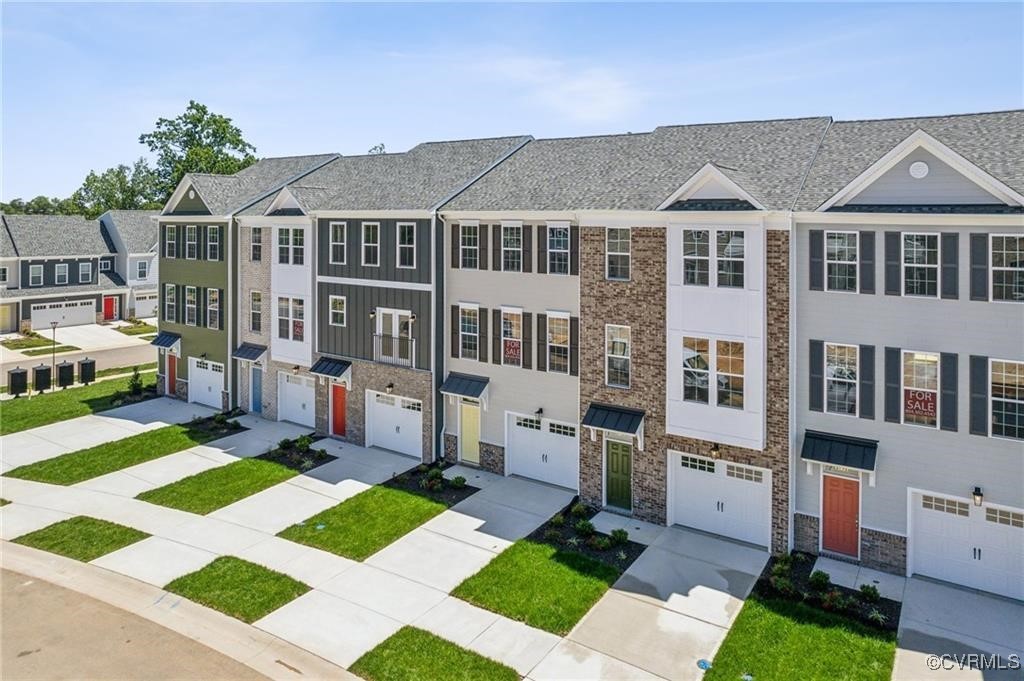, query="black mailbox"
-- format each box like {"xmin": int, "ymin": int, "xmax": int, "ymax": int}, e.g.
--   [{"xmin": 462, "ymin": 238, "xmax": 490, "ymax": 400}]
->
[
  {"xmin": 8, "ymin": 367, "xmax": 28, "ymax": 398},
  {"xmin": 33, "ymin": 364, "xmax": 51, "ymax": 393},
  {"xmin": 78, "ymin": 358, "xmax": 96, "ymax": 385},
  {"xmin": 57, "ymin": 361, "xmax": 74, "ymax": 388}
]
